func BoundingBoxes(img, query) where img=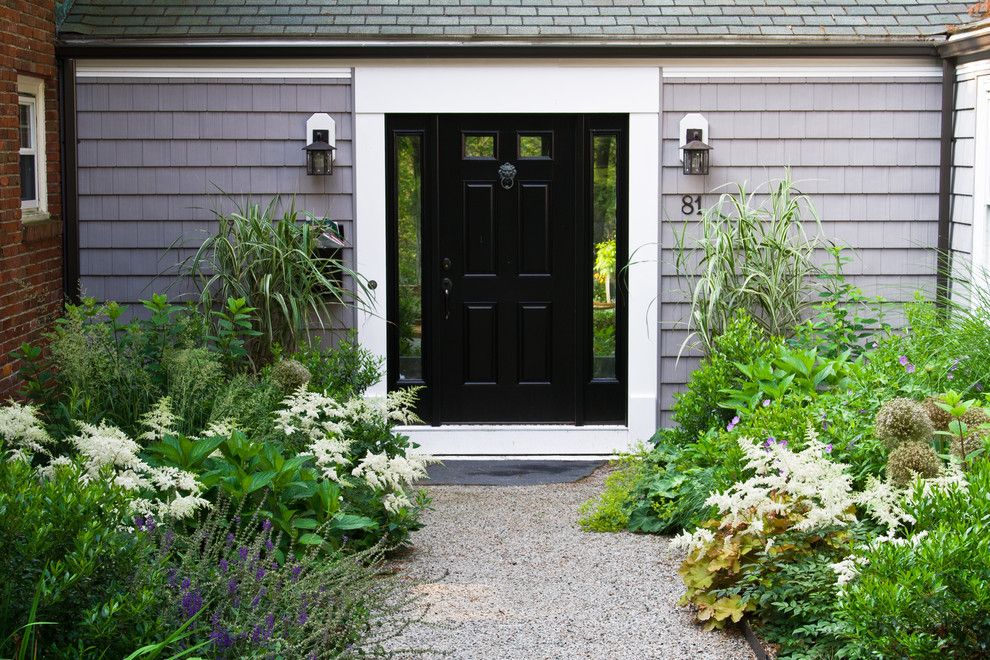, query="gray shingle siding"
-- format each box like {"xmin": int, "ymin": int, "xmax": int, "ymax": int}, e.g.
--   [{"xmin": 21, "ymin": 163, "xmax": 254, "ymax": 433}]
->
[
  {"xmin": 76, "ymin": 76, "xmax": 354, "ymax": 328},
  {"xmin": 658, "ymin": 75, "xmax": 942, "ymax": 421},
  {"xmin": 61, "ymin": 1, "xmax": 973, "ymax": 42}
]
